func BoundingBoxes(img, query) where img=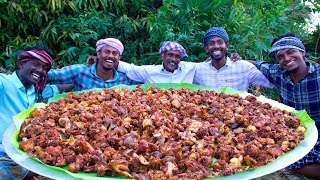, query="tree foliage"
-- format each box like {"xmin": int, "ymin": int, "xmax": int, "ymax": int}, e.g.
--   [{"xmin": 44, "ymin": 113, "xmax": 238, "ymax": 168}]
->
[{"xmin": 0, "ymin": 0, "xmax": 319, "ymax": 70}]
